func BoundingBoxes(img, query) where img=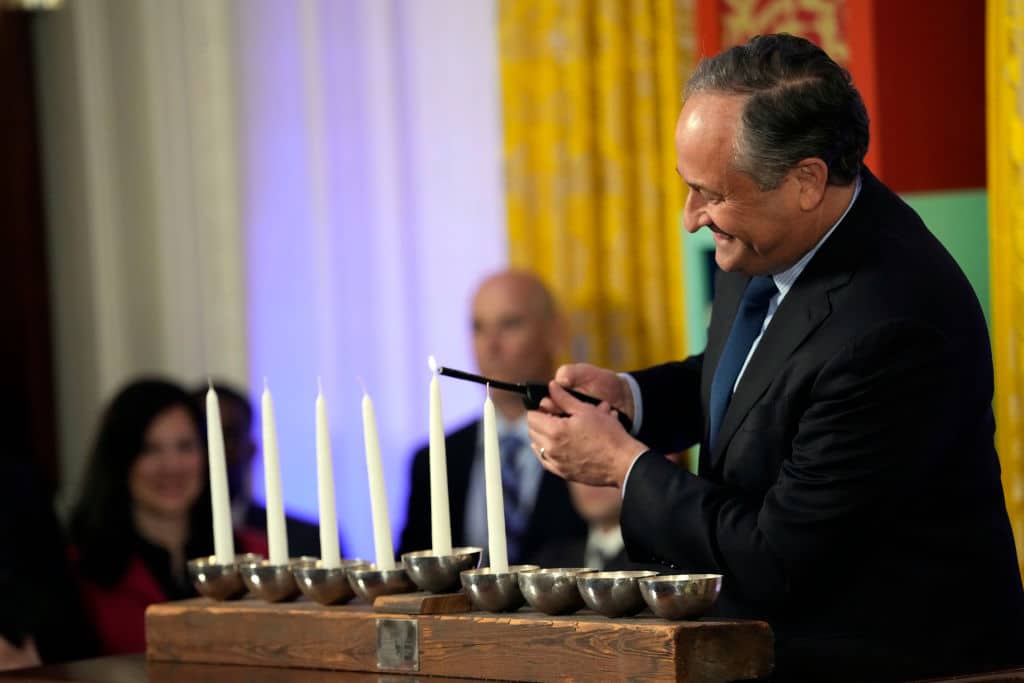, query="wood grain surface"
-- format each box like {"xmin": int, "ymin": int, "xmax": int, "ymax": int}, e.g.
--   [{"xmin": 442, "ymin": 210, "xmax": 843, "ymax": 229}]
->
[
  {"xmin": 372, "ymin": 591, "xmax": 470, "ymax": 615},
  {"xmin": 145, "ymin": 598, "xmax": 774, "ymax": 682}
]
